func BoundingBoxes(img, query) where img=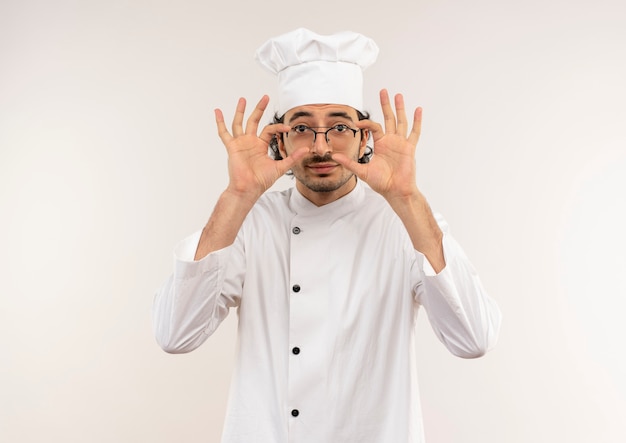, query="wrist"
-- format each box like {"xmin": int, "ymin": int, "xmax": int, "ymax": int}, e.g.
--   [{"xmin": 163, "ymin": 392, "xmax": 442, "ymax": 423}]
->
[
  {"xmin": 384, "ymin": 187, "xmax": 445, "ymax": 272},
  {"xmin": 223, "ymin": 186, "xmax": 263, "ymax": 208},
  {"xmin": 382, "ymin": 185, "xmax": 421, "ymax": 209}
]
